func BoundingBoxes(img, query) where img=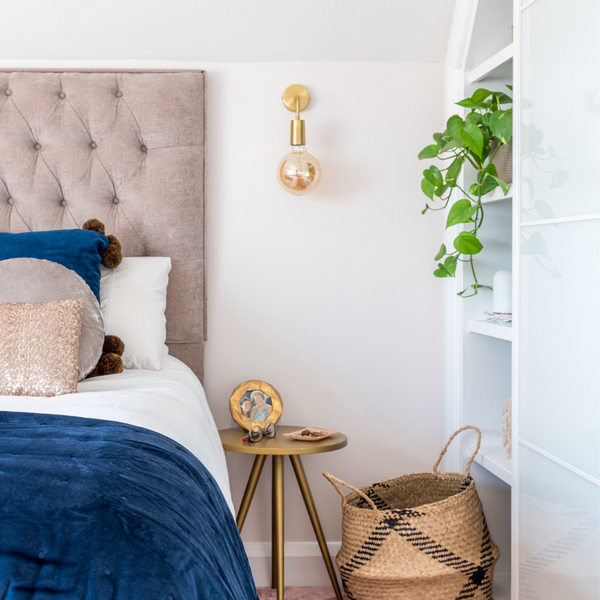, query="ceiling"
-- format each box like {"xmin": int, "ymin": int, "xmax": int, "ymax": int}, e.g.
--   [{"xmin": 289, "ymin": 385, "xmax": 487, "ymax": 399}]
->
[{"xmin": 3, "ymin": 0, "xmax": 457, "ymax": 62}]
